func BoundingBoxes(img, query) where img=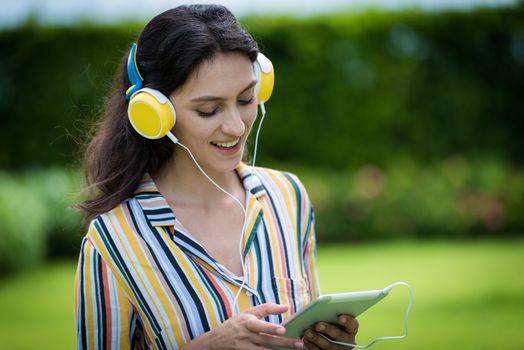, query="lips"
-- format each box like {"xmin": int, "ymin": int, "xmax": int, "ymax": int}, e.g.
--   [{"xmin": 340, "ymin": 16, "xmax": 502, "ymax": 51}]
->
[{"xmin": 210, "ymin": 139, "xmax": 240, "ymax": 149}]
